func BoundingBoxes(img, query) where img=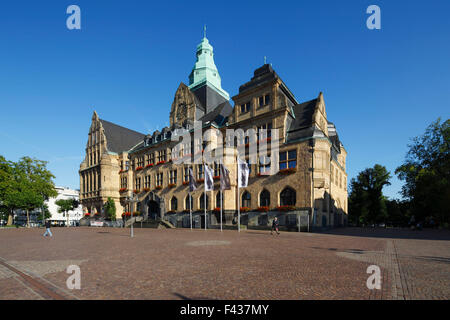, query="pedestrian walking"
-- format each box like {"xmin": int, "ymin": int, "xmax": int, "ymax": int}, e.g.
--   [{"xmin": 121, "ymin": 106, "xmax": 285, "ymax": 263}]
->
[
  {"xmin": 271, "ymin": 217, "xmax": 280, "ymax": 235},
  {"xmin": 43, "ymin": 219, "xmax": 53, "ymax": 237}
]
